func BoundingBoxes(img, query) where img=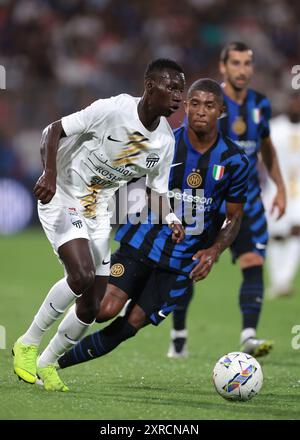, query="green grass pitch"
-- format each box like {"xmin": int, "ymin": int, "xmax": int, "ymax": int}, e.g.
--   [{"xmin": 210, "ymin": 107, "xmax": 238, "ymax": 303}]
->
[{"xmin": 1, "ymin": 228, "xmax": 300, "ymax": 420}]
